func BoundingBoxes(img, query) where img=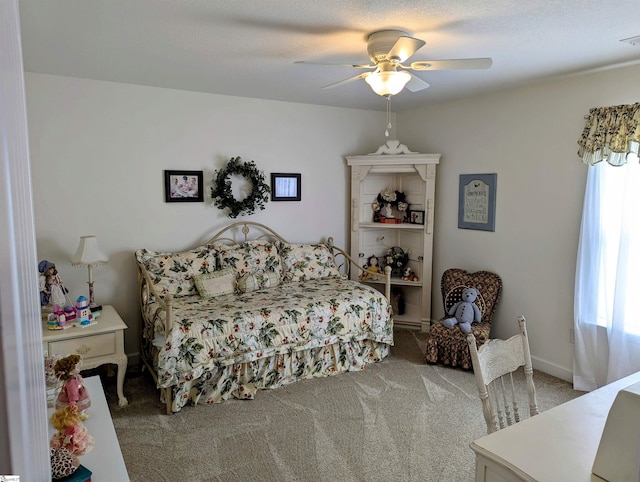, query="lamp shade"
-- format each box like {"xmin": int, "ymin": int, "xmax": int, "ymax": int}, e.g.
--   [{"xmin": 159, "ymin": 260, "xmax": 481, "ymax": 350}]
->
[
  {"xmin": 365, "ymin": 70, "xmax": 412, "ymax": 96},
  {"xmin": 71, "ymin": 235, "xmax": 109, "ymax": 266}
]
